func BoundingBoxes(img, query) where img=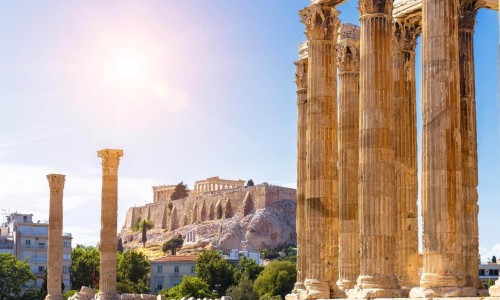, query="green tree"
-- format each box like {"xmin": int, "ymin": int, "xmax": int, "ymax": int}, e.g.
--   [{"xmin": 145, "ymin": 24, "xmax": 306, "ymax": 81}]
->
[
  {"xmin": 234, "ymin": 256, "xmax": 263, "ymax": 282},
  {"xmin": 160, "ymin": 276, "xmax": 216, "ymax": 299},
  {"xmin": 226, "ymin": 273, "xmax": 259, "ymax": 300},
  {"xmin": 195, "ymin": 250, "xmax": 235, "ymax": 297},
  {"xmin": 133, "ymin": 219, "xmax": 154, "ymax": 232},
  {"xmin": 70, "ymin": 246, "xmax": 100, "ymax": 289},
  {"xmin": 117, "ymin": 250, "xmax": 150, "ymax": 293},
  {"xmin": 246, "ymin": 179, "xmax": 255, "ymax": 187},
  {"xmin": 253, "ymin": 261, "xmax": 296, "ymax": 300},
  {"xmin": 20, "ymin": 288, "xmax": 43, "ymax": 300},
  {"xmin": 162, "ymin": 236, "xmax": 184, "ymax": 255},
  {"xmin": 170, "ymin": 182, "xmax": 189, "ymax": 200},
  {"xmin": 63, "ymin": 290, "xmax": 78, "ymax": 300},
  {"xmin": 0, "ymin": 253, "xmax": 36, "ymax": 300}
]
